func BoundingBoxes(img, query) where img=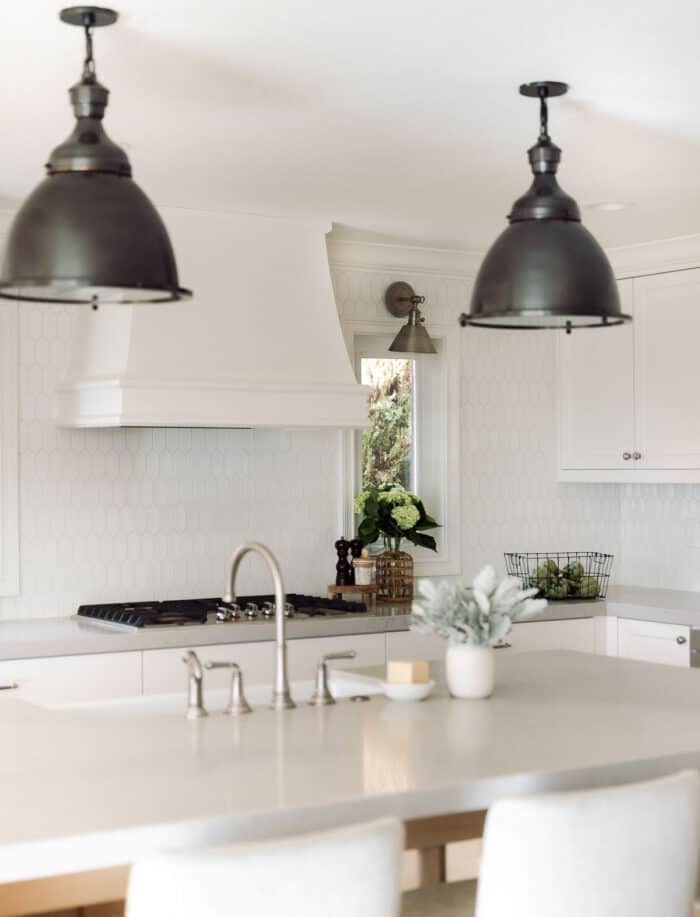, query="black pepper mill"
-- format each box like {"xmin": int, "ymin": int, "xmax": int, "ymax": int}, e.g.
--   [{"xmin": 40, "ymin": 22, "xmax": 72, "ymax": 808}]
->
[
  {"xmin": 335, "ymin": 537, "xmax": 352, "ymax": 586},
  {"xmin": 349, "ymin": 538, "xmax": 363, "ymax": 586}
]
